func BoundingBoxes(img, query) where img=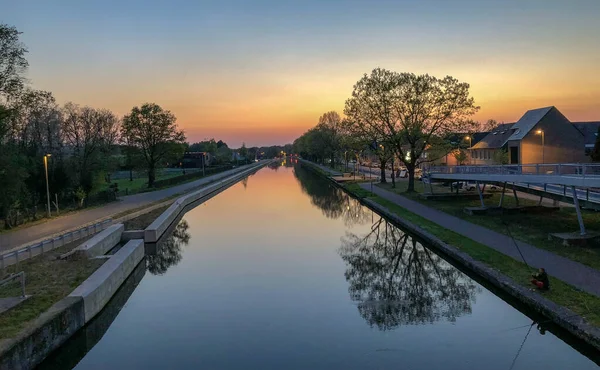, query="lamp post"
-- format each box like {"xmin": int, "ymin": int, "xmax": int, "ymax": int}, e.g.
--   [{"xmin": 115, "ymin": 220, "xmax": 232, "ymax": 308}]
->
[
  {"xmin": 536, "ymin": 129, "xmax": 545, "ymax": 164},
  {"xmin": 201, "ymin": 152, "xmax": 205, "ymax": 177},
  {"xmin": 44, "ymin": 154, "xmax": 52, "ymax": 217},
  {"xmin": 465, "ymin": 135, "xmax": 472, "ymax": 165}
]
